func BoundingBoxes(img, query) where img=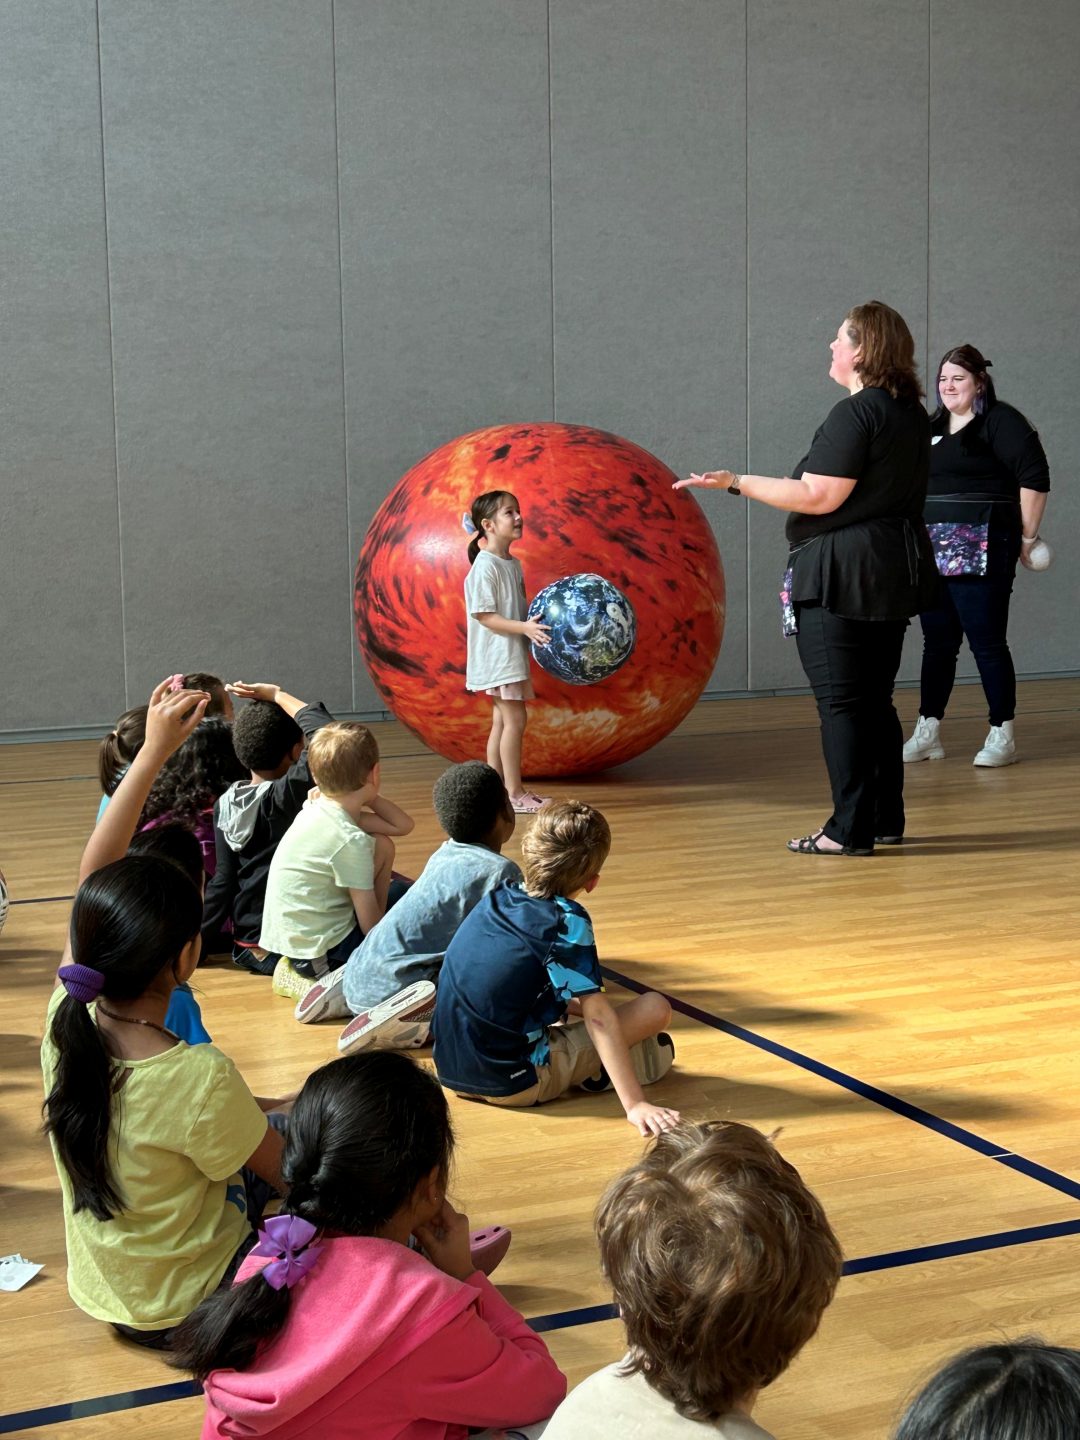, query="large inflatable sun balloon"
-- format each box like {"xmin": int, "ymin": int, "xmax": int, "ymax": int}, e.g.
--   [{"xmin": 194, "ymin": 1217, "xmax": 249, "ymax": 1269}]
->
[{"xmin": 354, "ymin": 423, "xmax": 725, "ymax": 777}]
